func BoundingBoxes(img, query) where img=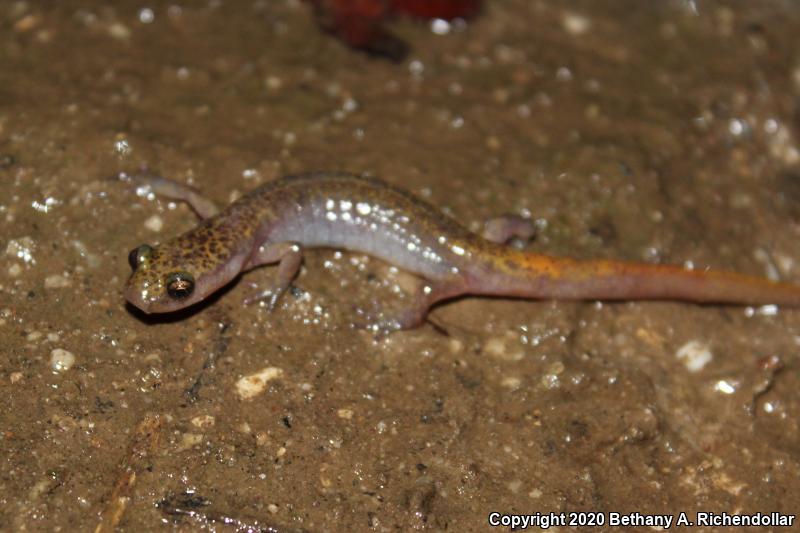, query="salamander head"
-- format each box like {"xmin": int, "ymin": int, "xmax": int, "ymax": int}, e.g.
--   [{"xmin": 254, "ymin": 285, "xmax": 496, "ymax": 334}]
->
[
  {"xmin": 124, "ymin": 238, "xmax": 241, "ymax": 313},
  {"xmin": 124, "ymin": 243, "xmax": 201, "ymax": 313}
]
